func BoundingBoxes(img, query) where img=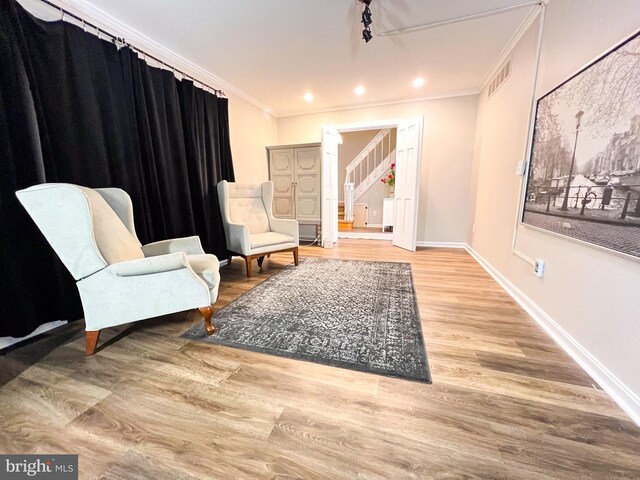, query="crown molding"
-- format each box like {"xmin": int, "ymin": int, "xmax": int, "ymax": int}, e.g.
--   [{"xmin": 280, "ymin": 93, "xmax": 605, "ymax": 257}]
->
[
  {"xmin": 477, "ymin": 2, "xmax": 543, "ymax": 91},
  {"xmin": 278, "ymin": 89, "xmax": 480, "ymax": 119},
  {"xmin": 46, "ymin": 0, "xmax": 278, "ymax": 117},
  {"xmin": 32, "ymin": 0, "xmax": 546, "ymax": 120}
]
